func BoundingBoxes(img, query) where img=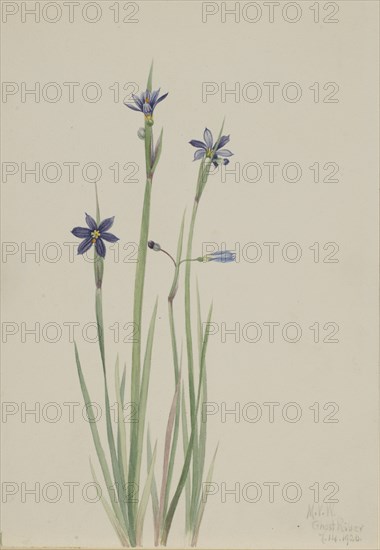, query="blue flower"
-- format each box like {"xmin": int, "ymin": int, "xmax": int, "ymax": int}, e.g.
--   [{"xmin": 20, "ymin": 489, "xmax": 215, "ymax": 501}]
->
[
  {"xmin": 71, "ymin": 213, "xmax": 119, "ymax": 258},
  {"xmin": 189, "ymin": 128, "xmax": 233, "ymax": 167},
  {"xmin": 124, "ymin": 88, "xmax": 168, "ymax": 122},
  {"xmin": 203, "ymin": 251, "xmax": 236, "ymax": 263}
]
